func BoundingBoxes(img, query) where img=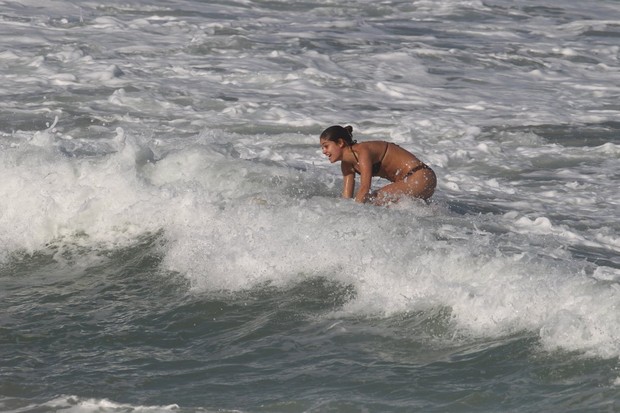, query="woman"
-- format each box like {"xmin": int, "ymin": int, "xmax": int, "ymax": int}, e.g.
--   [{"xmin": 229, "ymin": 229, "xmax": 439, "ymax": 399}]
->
[{"xmin": 320, "ymin": 125, "xmax": 436, "ymax": 205}]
